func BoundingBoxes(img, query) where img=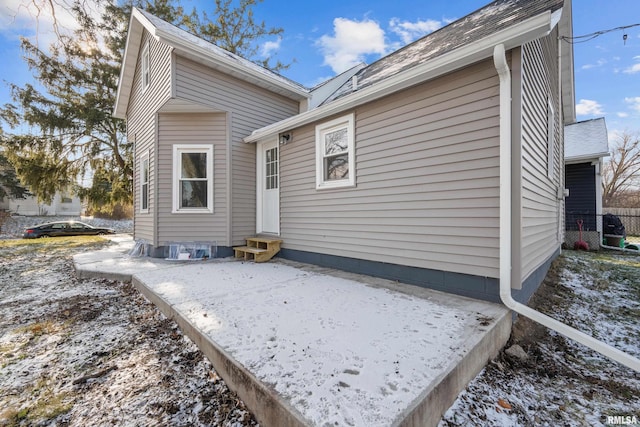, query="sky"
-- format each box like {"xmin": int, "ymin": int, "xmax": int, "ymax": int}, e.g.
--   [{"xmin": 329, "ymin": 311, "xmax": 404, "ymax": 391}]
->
[{"xmin": 0, "ymin": 0, "xmax": 639, "ymax": 142}]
